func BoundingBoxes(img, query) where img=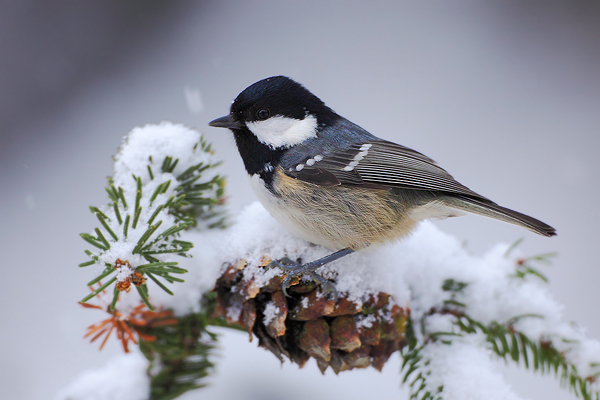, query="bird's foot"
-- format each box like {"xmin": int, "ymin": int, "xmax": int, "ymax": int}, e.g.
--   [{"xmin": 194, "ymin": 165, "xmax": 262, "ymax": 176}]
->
[{"xmin": 267, "ymin": 258, "xmax": 338, "ymax": 301}]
